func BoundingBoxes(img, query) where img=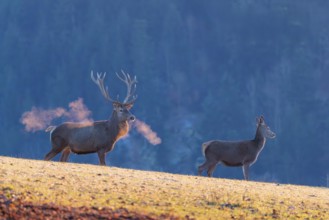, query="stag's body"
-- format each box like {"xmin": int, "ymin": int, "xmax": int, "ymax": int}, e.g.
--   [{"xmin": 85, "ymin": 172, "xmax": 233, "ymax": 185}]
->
[
  {"xmin": 198, "ymin": 116, "xmax": 275, "ymax": 180},
  {"xmin": 44, "ymin": 71, "xmax": 137, "ymax": 165},
  {"xmin": 45, "ymin": 118, "xmax": 130, "ymax": 165}
]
